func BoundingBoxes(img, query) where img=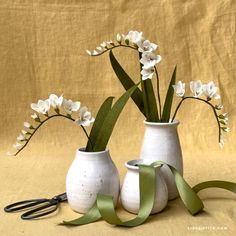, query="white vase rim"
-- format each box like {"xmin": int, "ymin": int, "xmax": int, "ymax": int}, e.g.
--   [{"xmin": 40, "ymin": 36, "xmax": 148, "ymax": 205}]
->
[
  {"xmin": 77, "ymin": 147, "xmax": 109, "ymax": 155},
  {"xmin": 144, "ymin": 119, "xmax": 179, "ymax": 126},
  {"xmin": 125, "ymin": 159, "xmax": 161, "ymax": 170}
]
